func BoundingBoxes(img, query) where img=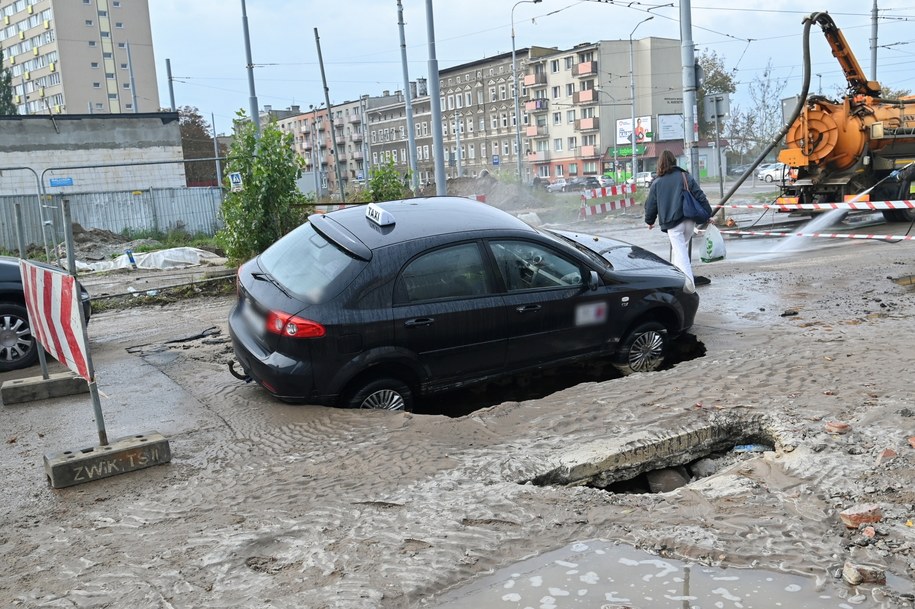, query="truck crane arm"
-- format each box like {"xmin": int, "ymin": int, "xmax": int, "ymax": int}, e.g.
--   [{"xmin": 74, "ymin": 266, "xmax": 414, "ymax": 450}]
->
[{"xmin": 809, "ymin": 12, "xmax": 881, "ymax": 98}]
